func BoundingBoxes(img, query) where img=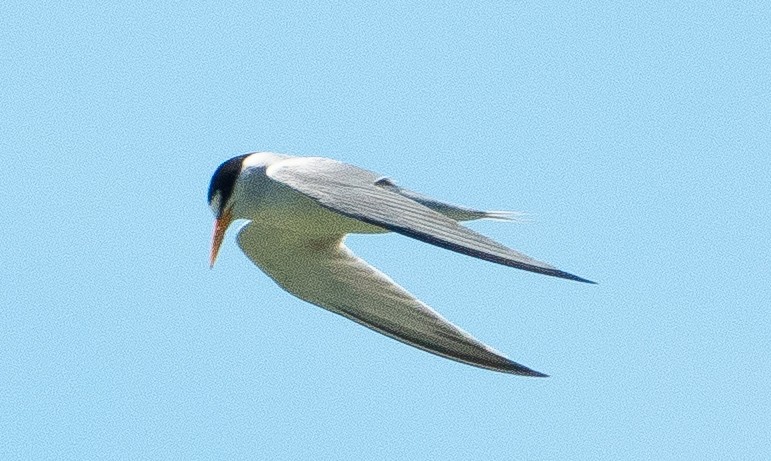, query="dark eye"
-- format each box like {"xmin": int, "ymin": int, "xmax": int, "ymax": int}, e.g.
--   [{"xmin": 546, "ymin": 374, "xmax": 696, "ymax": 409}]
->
[{"xmin": 208, "ymin": 154, "xmax": 248, "ymax": 216}]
